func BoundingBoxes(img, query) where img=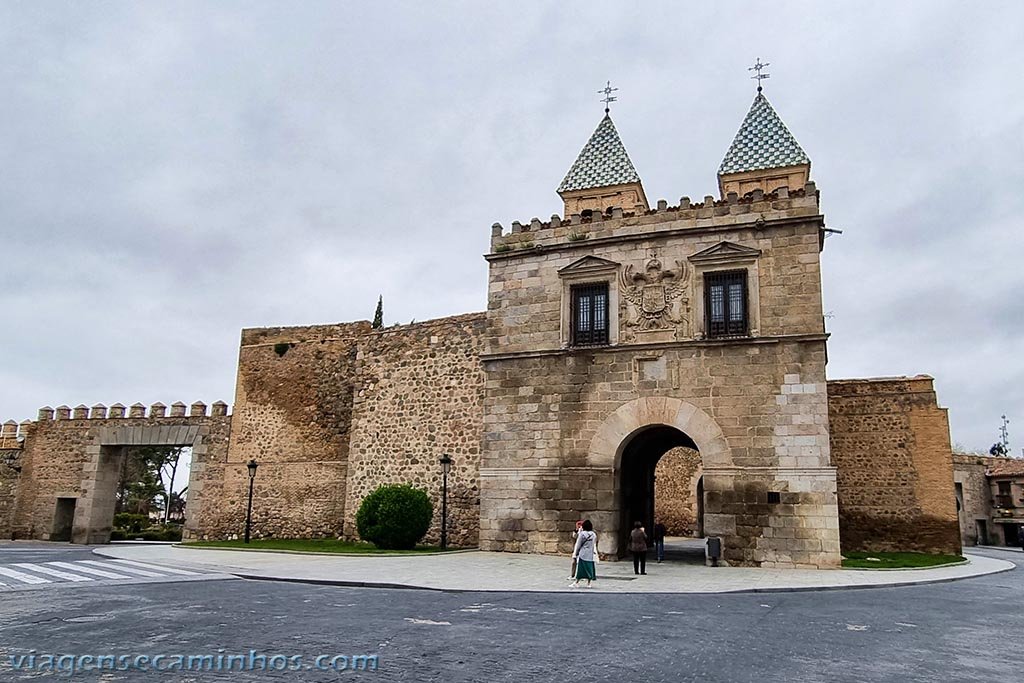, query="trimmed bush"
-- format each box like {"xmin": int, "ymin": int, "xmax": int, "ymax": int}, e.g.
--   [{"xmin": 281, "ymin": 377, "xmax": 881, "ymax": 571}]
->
[
  {"xmin": 113, "ymin": 513, "xmax": 150, "ymax": 533},
  {"xmin": 355, "ymin": 484, "xmax": 433, "ymax": 550},
  {"xmin": 111, "ymin": 526, "xmax": 182, "ymax": 542}
]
